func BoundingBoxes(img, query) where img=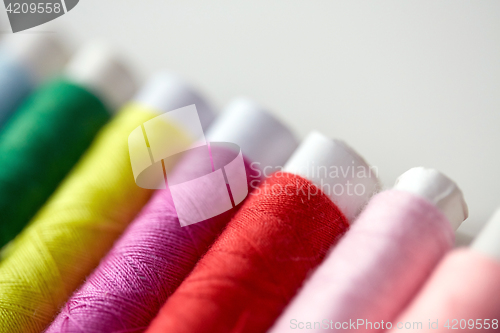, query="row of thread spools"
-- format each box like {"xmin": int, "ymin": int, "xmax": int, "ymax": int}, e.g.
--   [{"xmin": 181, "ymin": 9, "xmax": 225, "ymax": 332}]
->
[{"xmin": 0, "ymin": 34, "xmax": 498, "ymax": 333}]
